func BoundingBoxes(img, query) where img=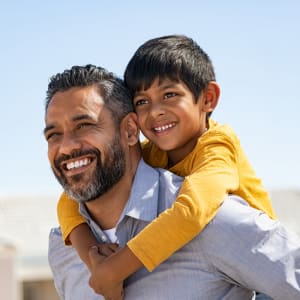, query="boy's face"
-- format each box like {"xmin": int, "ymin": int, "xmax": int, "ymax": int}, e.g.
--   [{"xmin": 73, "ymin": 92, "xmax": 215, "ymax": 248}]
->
[{"xmin": 133, "ymin": 78, "xmax": 210, "ymax": 165}]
